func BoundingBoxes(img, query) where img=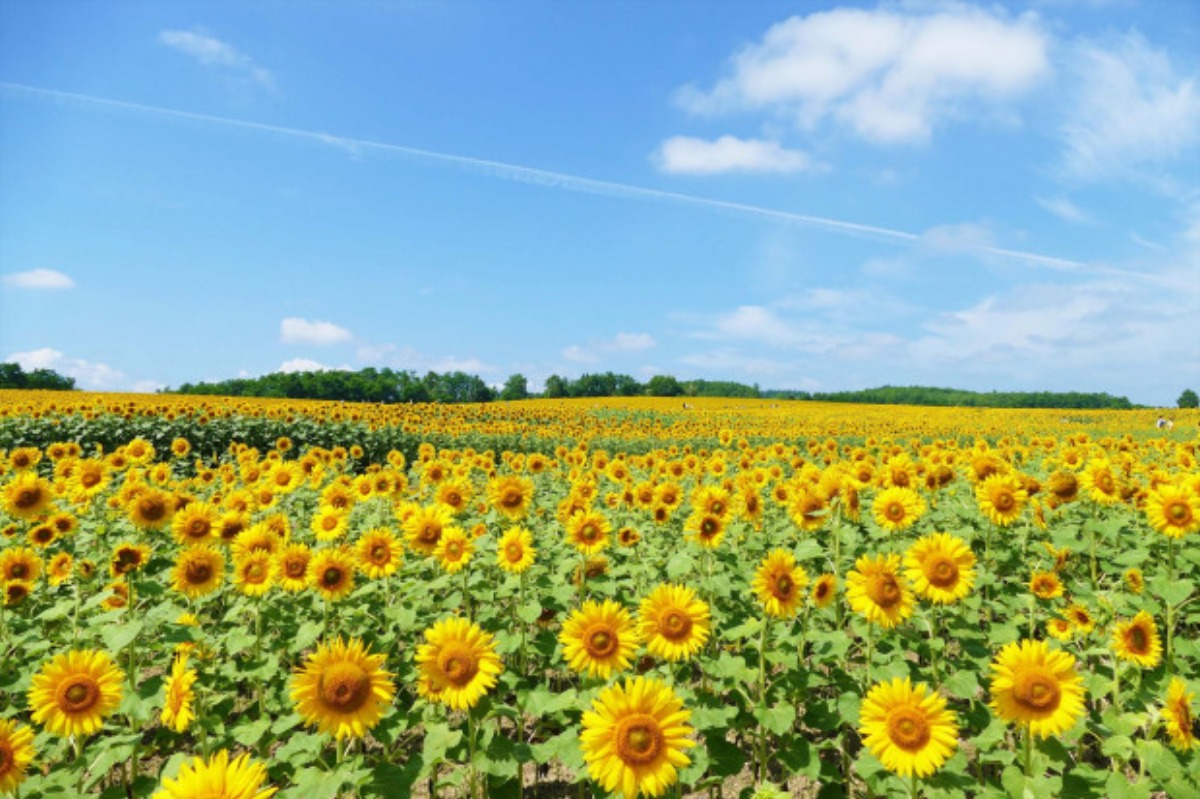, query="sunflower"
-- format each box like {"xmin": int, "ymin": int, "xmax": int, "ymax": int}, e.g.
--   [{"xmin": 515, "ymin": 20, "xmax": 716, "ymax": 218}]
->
[
  {"xmin": 7, "ymin": 447, "xmax": 41, "ymax": 471},
  {"xmin": 161, "ymin": 654, "xmax": 197, "ymax": 733},
  {"xmin": 579, "ymin": 676, "xmax": 695, "ymax": 799},
  {"xmin": 1064, "ymin": 604, "xmax": 1095, "ymax": 634},
  {"xmin": 859, "ymin": 677, "xmax": 958, "ymax": 778},
  {"xmin": 486, "ymin": 475, "xmax": 535, "ymax": 520},
  {"xmin": 903, "ymin": 533, "xmax": 975, "ymax": 605},
  {"xmin": 274, "ymin": 543, "xmax": 312, "ymax": 592},
  {"xmin": 291, "ymin": 636, "xmax": 395, "ymax": 740},
  {"xmin": 691, "ymin": 484, "xmax": 732, "ymax": 519},
  {"xmin": 47, "ymin": 551, "xmax": 74, "ymax": 586},
  {"xmin": 356, "ymin": 528, "xmax": 402, "ymax": 579},
  {"xmin": 433, "ymin": 526, "xmax": 473, "ymax": 574},
  {"xmin": 0, "ymin": 546, "xmax": 43, "ymax": 583},
  {"xmin": 975, "ymin": 474, "xmax": 1027, "ymax": 527},
  {"xmin": 152, "ymin": 749, "xmax": 277, "ymax": 799},
  {"xmin": 28, "ymin": 649, "xmax": 124, "ymax": 737},
  {"xmin": 988, "ymin": 639, "xmax": 1086, "ymax": 738},
  {"xmin": 1124, "ymin": 568, "xmax": 1144, "ymax": 595},
  {"xmin": 565, "ymin": 508, "xmax": 612, "ymax": 555},
  {"xmin": 309, "ymin": 548, "xmax": 355, "ymax": 602},
  {"xmin": 846, "ymin": 554, "xmax": 913, "ymax": 629},
  {"xmin": 871, "ymin": 487, "xmax": 926, "ymax": 533},
  {"xmin": 1111, "ymin": 611, "xmax": 1162, "ymax": 669},
  {"xmin": 172, "ymin": 502, "xmax": 219, "ymax": 547},
  {"xmin": 811, "ymin": 573, "xmax": 837, "ymax": 608},
  {"xmin": 497, "ymin": 526, "xmax": 536, "ymax": 574},
  {"xmin": 1029, "ymin": 571, "xmax": 1064, "ymax": 600},
  {"xmin": 266, "ymin": 461, "xmax": 304, "ymax": 495},
  {"xmin": 128, "ymin": 488, "xmax": 175, "ymax": 530},
  {"xmin": 1045, "ymin": 470, "xmax": 1079, "ymax": 505},
  {"xmin": 618, "ymin": 527, "xmax": 641, "ymax": 547},
  {"xmin": 4, "ymin": 579, "xmax": 34, "ymax": 607},
  {"xmin": 102, "ymin": 581, "xmax": 129, "ymax": 611},
  {"xmin": 638, "ymin": 584, "xmax": 710, "ymax": 662},
  {"xmin": 171, "ymin": 546, "xmax": 225, "ymax": 599},
  {"xmin": 1144, "ymin": 484, "xmax": 1200, "ymax": 539},
  {"xmin": 435, "ymin": 477, "xmax": 473, "ymax": 515},
  {"xmin": 752, "ymin": 550, "xmax": 809, "ymax": 618},
  {"xmin": 311, "ymin": 506, "xmax": 350, "ymax": 543},
  {"xmin": 233, "ymin": 551, "xmax": 273, "ymax": 597},
  {"xmin": 684, "ymin": 510, "xmax": 725, "ymax": 549},
  {"xmin": 27, "ymin": 523, "xmax": 56, "ymax": 549},
  {"xmin": 1079, "ymin": 459, "xmax": 1122, "ymax": 506},
  {"xmin": 413, "ymin": 617, "xmax": 503, "ymax": 711},
  {"xmin": 109, "ymin": 542, "xmax": 152, "ymax": 578},
  {"xmin": 1046, "ymin": 617, "xmax": 1074, "ymax": 641},
  {"xmin": 560, "ymin": 599, "xmax": 640, "ymax": 679},
  {"xmin": 788, "ymin": 489, "xmax": 829, "ymax": 532},
  {"xmin": 1162, "ymin": 677, "xmax": 1196, "ymax": 752},
  {"xmin": 2, "ymin": 472, "xmax": 54, "ymax": 519},
  {"xmin": 402, "ymin": 504, "xmax": 454, "ymax": 556},
  {"xmin": 0, "ymin": 718, "xmax": 35, "ymax": 795}
]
